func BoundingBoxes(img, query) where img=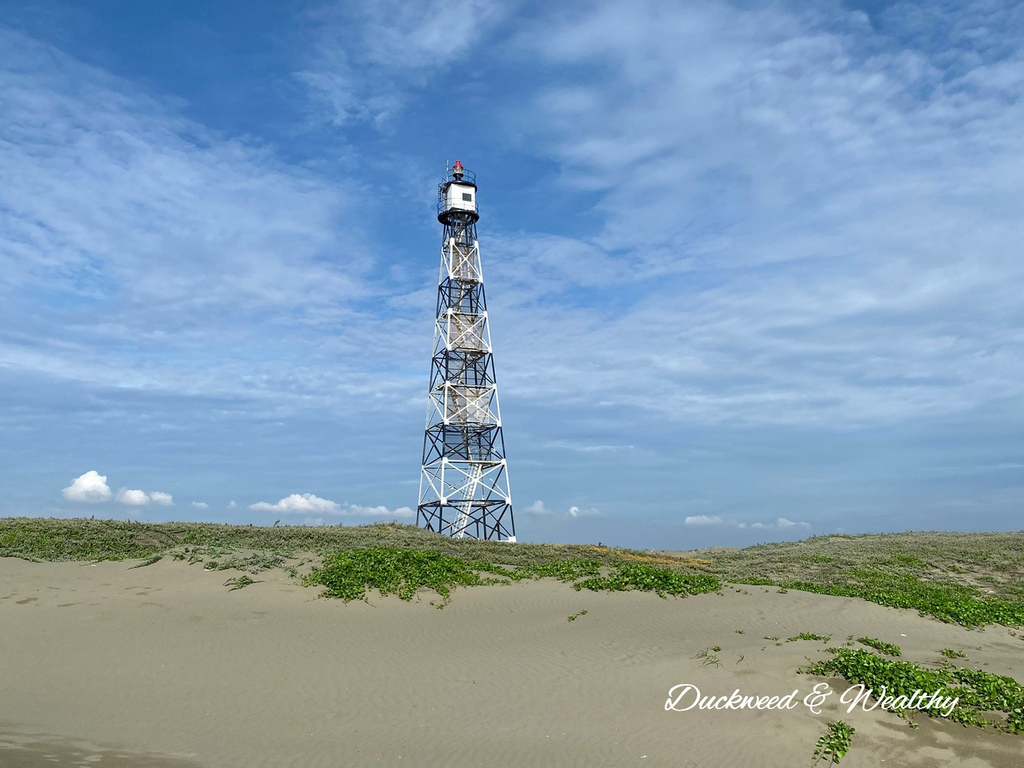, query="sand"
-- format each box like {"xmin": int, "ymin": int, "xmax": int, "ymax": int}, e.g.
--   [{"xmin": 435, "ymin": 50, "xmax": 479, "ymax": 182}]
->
[{"xmin": 2, "ymin": 557, "xmax": 1022, "ymax": 767}]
